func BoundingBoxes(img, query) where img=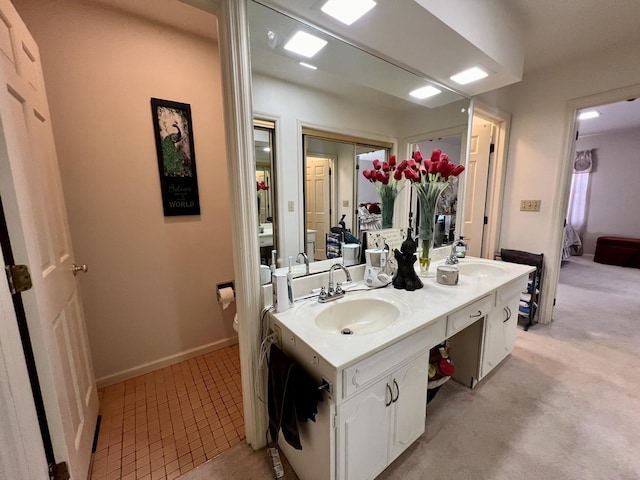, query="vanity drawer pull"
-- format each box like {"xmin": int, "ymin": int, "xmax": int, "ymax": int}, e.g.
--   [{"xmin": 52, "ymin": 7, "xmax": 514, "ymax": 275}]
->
[
  {"xmin": 392, "ymin": 379, "xmax": 399, "ymax": 403},
  {"xmin": 446, "ymin": 294, "xmax": 495, "ymax": 336},
  {"xmin": 351, "ymin": 369, "xmax": 360, "ymax": 387}
]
